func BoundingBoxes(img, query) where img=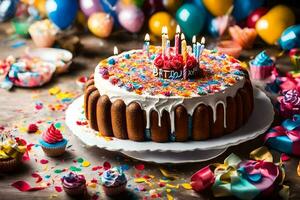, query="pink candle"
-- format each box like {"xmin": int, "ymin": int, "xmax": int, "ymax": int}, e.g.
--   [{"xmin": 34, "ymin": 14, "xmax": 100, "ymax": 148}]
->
[{"xmin": 175, "ymin": 25, "xmax": 180, "ymax": 55}]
